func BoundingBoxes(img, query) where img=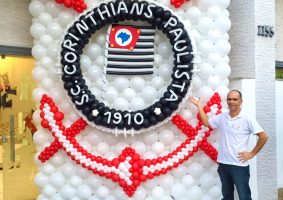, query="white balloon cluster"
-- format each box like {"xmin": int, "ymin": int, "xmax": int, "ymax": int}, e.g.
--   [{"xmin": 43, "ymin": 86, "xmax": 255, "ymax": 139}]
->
[{"xmin": 30, "ymin": 0, "xmax": 231, "ymax": 199}]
